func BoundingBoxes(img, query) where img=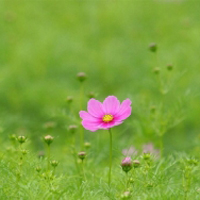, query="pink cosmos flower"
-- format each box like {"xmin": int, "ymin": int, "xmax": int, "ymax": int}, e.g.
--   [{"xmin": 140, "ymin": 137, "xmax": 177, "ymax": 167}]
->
[{"xmin": 79, "ymin": 96, "xmax": 132, "ymax": 132}]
